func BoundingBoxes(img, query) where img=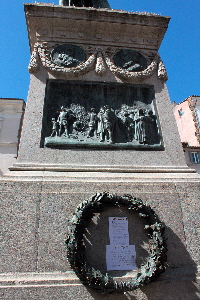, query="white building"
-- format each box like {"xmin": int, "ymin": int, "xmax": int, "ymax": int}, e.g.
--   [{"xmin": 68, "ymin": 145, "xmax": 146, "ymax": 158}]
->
[{"xmin": 0, "ymin": 98, "xmax": 25, "ymax": 175}]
